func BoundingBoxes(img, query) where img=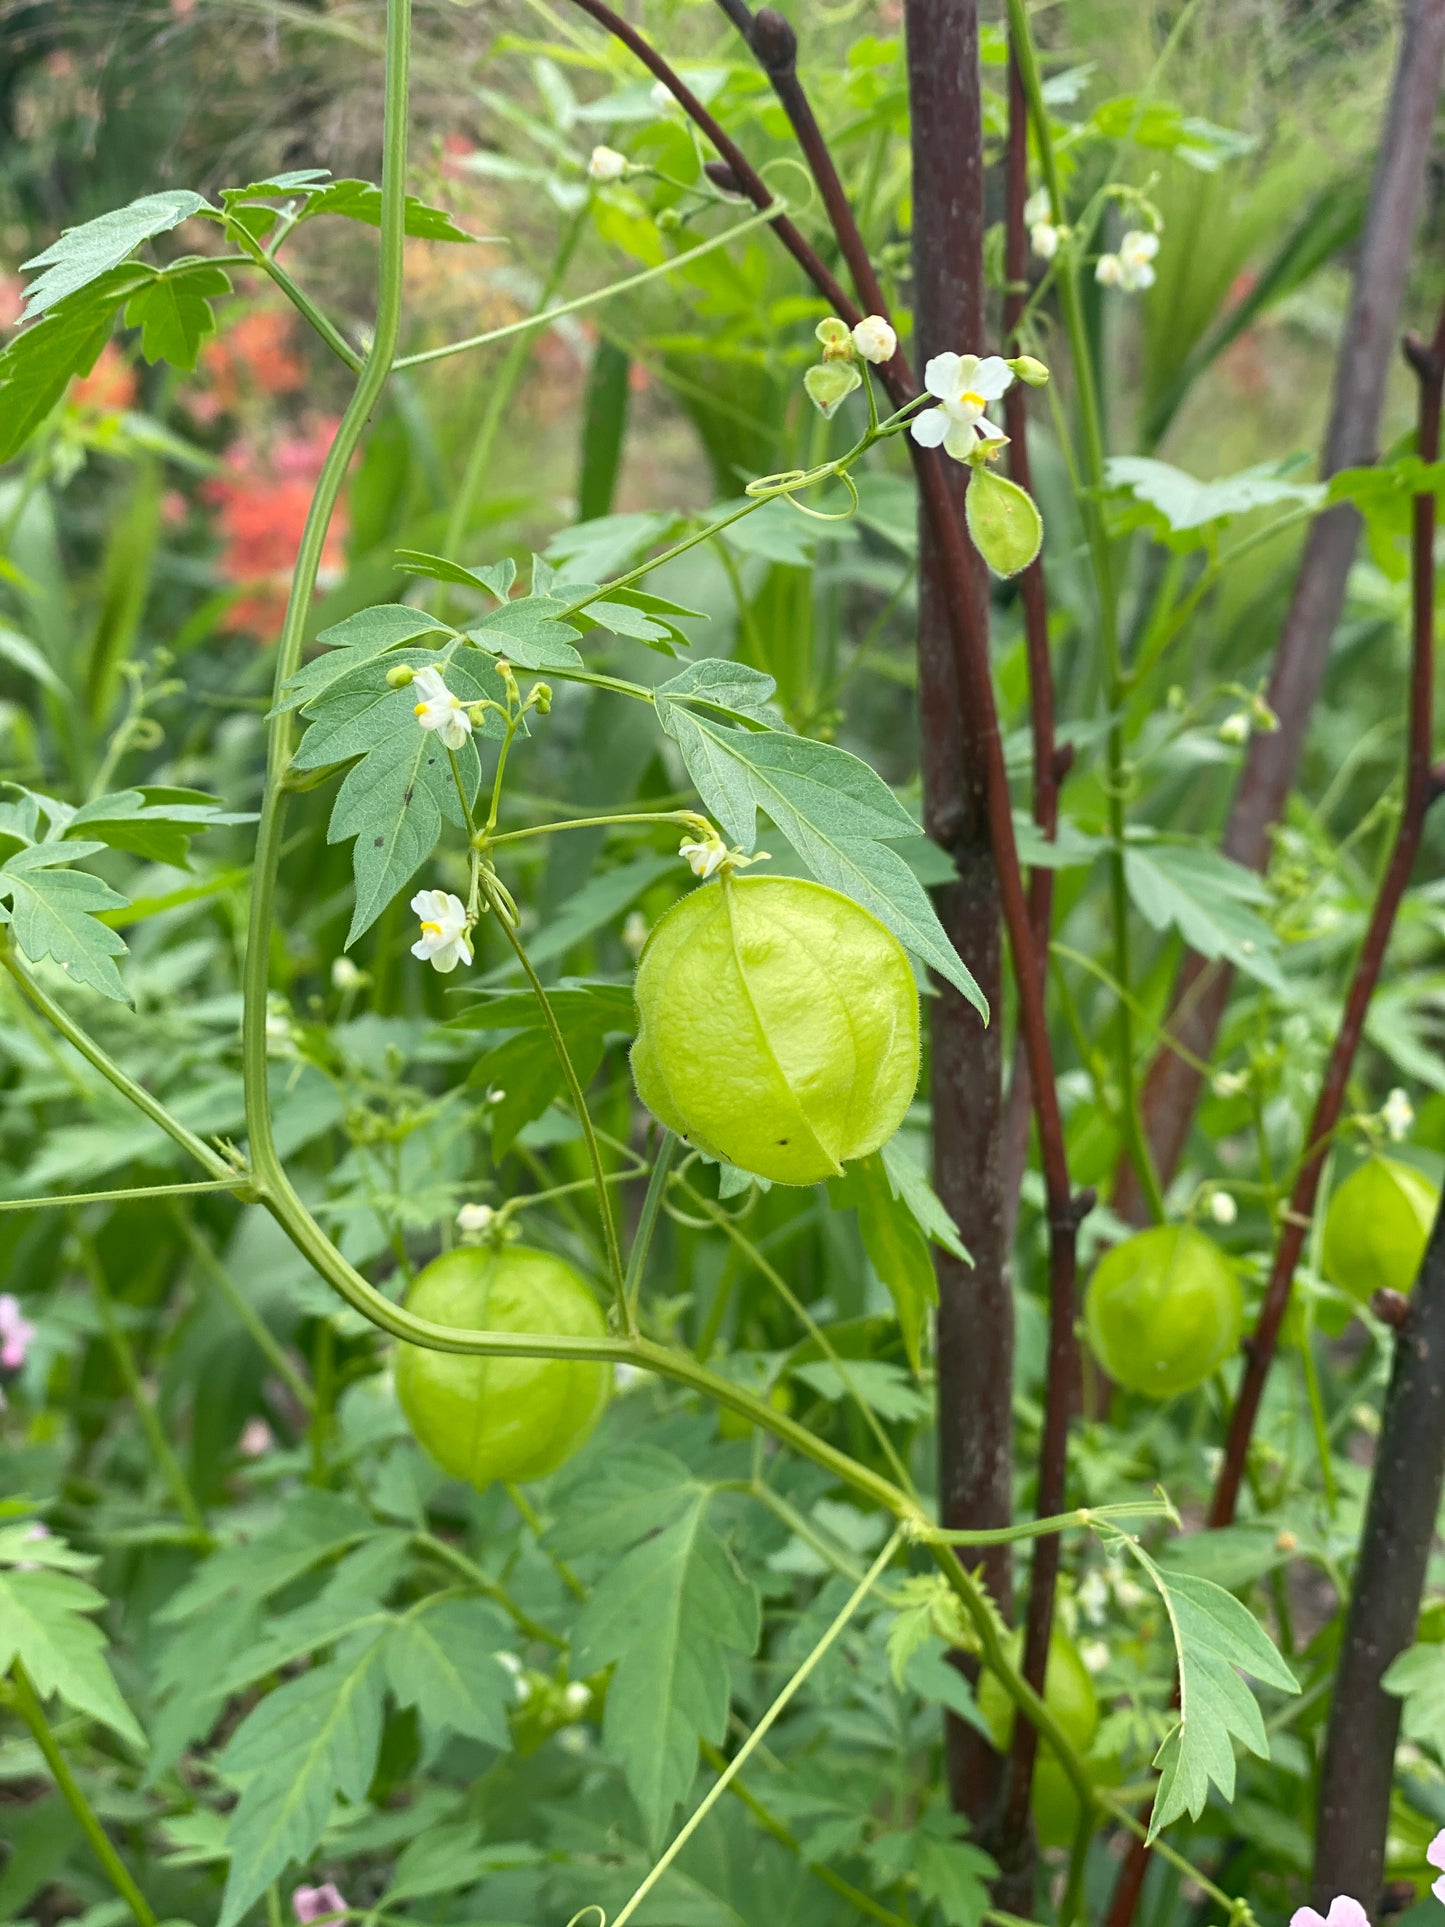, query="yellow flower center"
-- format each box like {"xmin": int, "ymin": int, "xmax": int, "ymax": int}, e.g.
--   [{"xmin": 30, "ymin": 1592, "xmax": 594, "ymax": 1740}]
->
[
  {"xmin": 961, "ymin": 389, "xmax": 985, "ymax": 410},
  {"xmin": 413, "ymin": 701, "xmax": 428, "ymax": 716},
  {"xmin": 420, "ymin": 921, "xmax": 443, "ymax": 937}
]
